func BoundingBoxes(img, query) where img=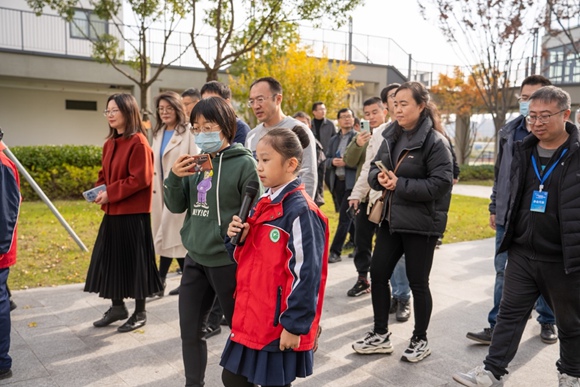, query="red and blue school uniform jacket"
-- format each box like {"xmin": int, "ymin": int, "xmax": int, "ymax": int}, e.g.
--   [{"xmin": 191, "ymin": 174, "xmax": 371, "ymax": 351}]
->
[
  {"xmin": 231, "ymin": 178, "xmax": 329, "ymax": 352},
  {"xmin": 0, "ymin": 151, "xmax": 20, "ymax": 269}
]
